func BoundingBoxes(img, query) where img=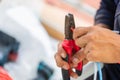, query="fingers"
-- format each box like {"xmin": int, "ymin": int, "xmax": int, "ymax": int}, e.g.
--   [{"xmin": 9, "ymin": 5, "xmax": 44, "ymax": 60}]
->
[
  {"xmin": 71, "ymin": 42, "xmax": 94, "ymax": 66},
  {"xmin": 73, "ymin": 27, "xmax": 94, "ymax": 48},
  {"xmin": 55, "ymin": 42, "xmax": 70, "ymax": 70},
  {"xmin": 75, "ymin": 33, "xmax": 94, "ymax": 47},
  {"xmin": 83, "ymin": 41, "xmax": 95, "ymax": 54},
  {"xmin": 54, "ymin": 53, "xmax": 69, "ymax": 69},
  {"xmin": 73, "ymin": 27, "xmax": 91, "ymax": 40},
  {"xmin": 83, "ymin": 41, "xmax": 99, "ymax": 62},
  {"xmin": 72, "ymin": 49, "xmax": 86, "ymax": 65}
]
